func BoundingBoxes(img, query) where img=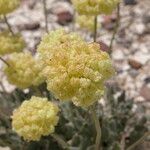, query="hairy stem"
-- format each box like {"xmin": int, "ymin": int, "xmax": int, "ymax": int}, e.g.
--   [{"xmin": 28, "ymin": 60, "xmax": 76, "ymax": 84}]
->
[
  {"xmin": 0, "ymin": 56, "xmax": 10, "ymax": 67},
  {"xmin": 3, "ymin": 15, "xmax": 15, "ymax": 36},
  {"xmin": 109, "ymin": 3, "xmax": 120, "ymax": 53},
  {"xmin": 42, "ymin": 0, "xmax": 48, "ymax": 33},
  {"xmin": 51, "ymin": 134, "xmax": 69, "ymax": 149},
  {"xmin": 91, "ymin": 105, "xmax": 101, "ymax": 150},
  {"xmin": 94, "ymin": 16, "xmax": 98, "ymax": 42}
]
